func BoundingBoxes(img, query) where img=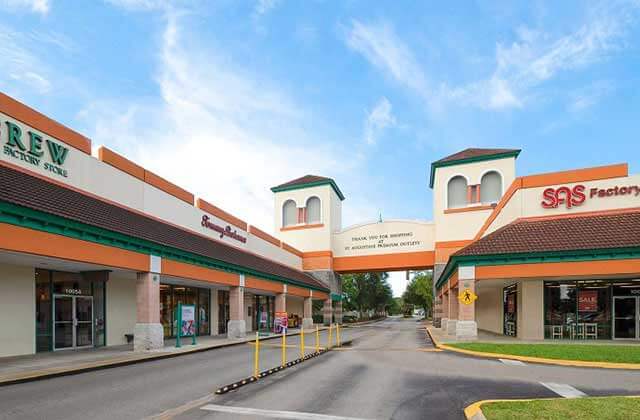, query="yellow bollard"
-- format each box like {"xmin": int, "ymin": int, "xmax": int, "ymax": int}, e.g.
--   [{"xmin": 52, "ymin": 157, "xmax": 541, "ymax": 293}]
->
[
  {"xmin": 281, "ymin": 330, "xmax": 286, "ymax": 367},
  {"xmin": 328, "ymin": 324, "xmax": 333, "ymax": 349},
  {"xmin": 315, "ymin": 325, "xmax": 320, "ymax": 353},
  {"xmin": 337, "ymin": 323, "xmax": 341, "ymax": 347},
  {"xmin": 254, "ymin": 332, "xmax": 260, "ymax": 378},
  {"xmin": 300, "ymin": 326, "xmax": 305, "ymax": 359}
]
